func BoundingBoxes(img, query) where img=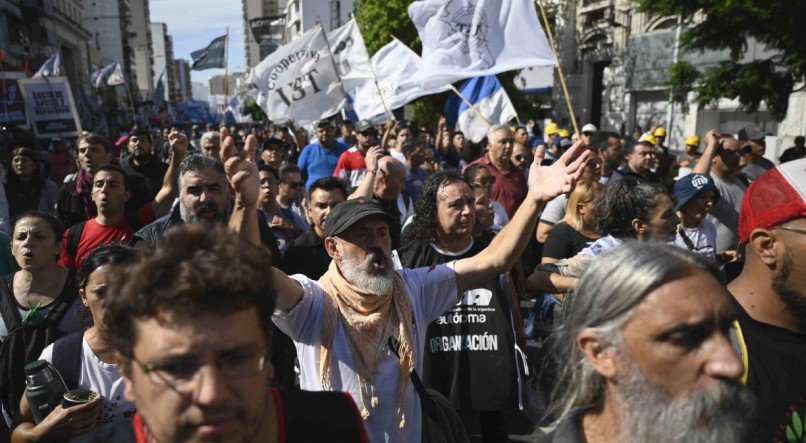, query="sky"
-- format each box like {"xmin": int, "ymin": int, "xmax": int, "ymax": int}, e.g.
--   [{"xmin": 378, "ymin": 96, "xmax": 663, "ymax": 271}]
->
[{"xmin": 149, "ymin": 0, "xmax": 248, "ymax": 86}]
